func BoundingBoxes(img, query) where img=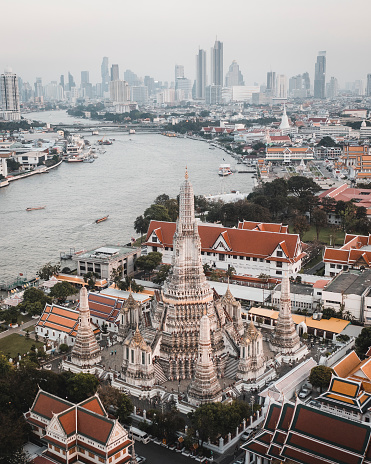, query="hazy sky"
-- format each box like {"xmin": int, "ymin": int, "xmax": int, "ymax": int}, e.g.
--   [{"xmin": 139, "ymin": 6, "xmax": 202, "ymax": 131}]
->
[{"xmin": 2, "ymin": 0, "xmax": 371, "ymax": 88}]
